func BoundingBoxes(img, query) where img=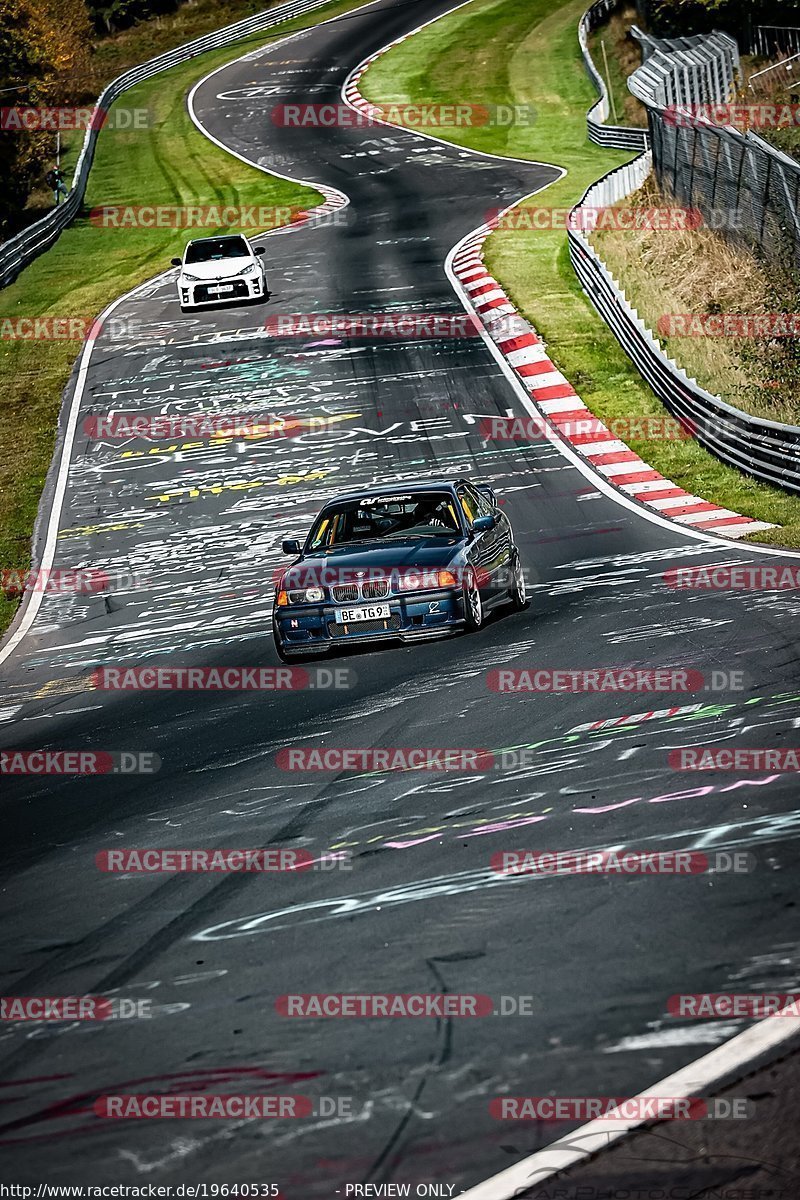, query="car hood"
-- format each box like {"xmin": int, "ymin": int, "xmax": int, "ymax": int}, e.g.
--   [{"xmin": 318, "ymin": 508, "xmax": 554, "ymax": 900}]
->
[
  {"xmin": 180, "ymin": 257, "xmax": 252, "ymax": 280},
  {"xmin": 283, "ymin": 538, "xmax": 463, "ymax": 586}
]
